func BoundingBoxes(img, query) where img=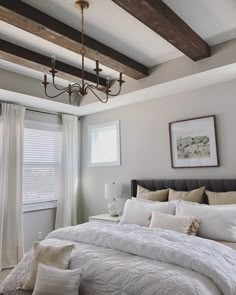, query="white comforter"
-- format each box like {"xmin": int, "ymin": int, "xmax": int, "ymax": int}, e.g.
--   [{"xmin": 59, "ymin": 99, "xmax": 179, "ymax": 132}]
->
[{"xmin": 2, "ymin": 222, "xmax": 236, "ymax": 295}]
